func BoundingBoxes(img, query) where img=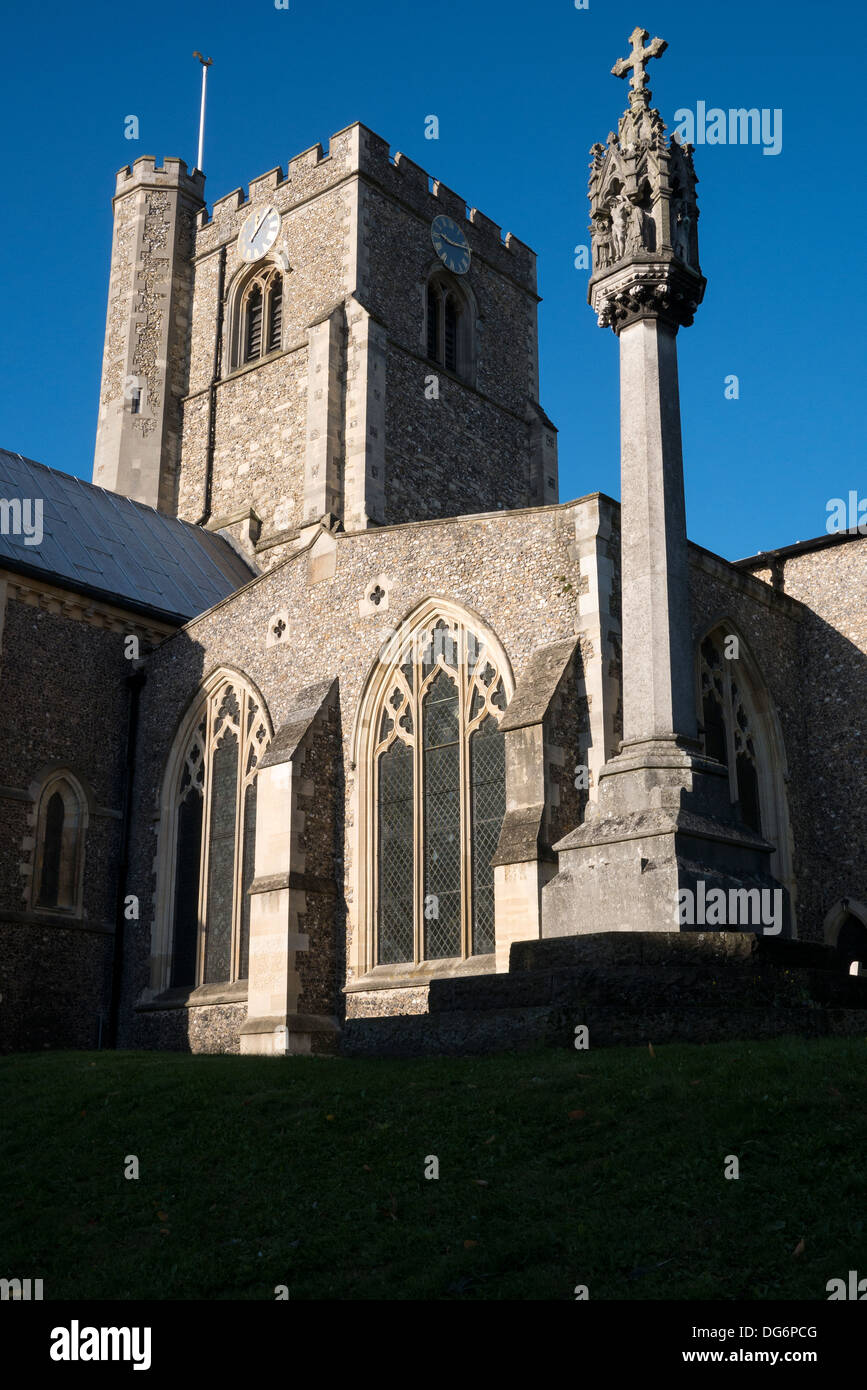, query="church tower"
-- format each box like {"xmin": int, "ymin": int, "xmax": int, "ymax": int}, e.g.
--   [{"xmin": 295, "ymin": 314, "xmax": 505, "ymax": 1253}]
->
[
  {"xmin": 93, "ymin": 157, "xmax": 205, "ymax": 512},
  {"xmin": 93, "ymin": 125, "xmax": 558, "ymax": 554}
]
